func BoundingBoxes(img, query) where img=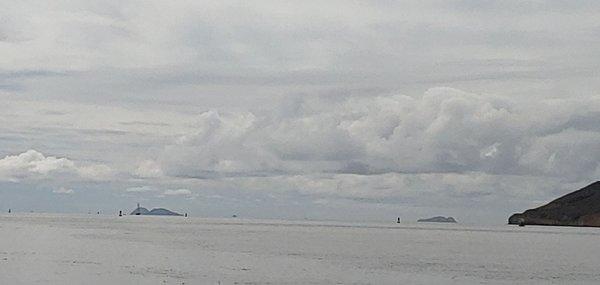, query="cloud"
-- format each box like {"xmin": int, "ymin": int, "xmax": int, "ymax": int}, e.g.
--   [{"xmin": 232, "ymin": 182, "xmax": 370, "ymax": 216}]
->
[
  {"xmin": 3, "ymin": 1, "xmax": 600, "ymax": 221},
  {"xmin": 3, "ymin": 0, "xmax": 600, "ymax": 99},
  {"xmin": 0, "ymin": 150, "xmax": 75, "ymax": 181},
  {"xmin": 125, "ymin": 186, "xmax": 156, "ymax": 193},
  {"xmin": 167, "ymin": 171, "xmax": 567, "ymax": 213},
  {"xmin": 0, "ymin": 150, "xmax": 113, "ymax": 182},
  {"xmin": 53, "ymin": 187, "xmax": 74, "ymax": 194},
  {"xmin": 162, "ymin": 189, "xmax": 193, "ymax": 197},
  {"xmin": 78, "ymin": 164, "xmax": 114, "ymax": 181},
  {"xmin": 160, "ymin": 110, "xmax": 280, "ymax": 178},
  {"xmin": 133, "ymin": 160, "xmax": 163, "ymax": 178},
  {"xmin": 155, "ymin": 88, "xmax": 600, "ymax": 186}
]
